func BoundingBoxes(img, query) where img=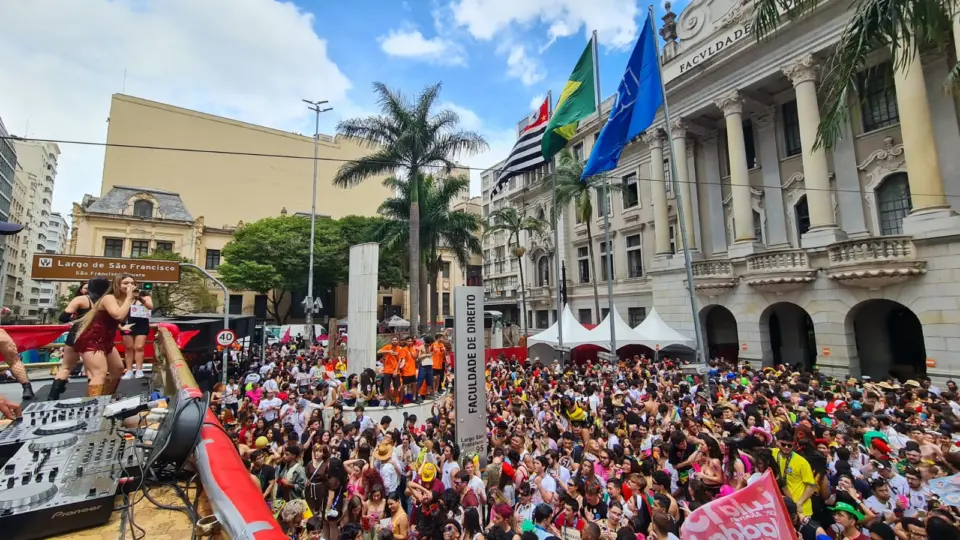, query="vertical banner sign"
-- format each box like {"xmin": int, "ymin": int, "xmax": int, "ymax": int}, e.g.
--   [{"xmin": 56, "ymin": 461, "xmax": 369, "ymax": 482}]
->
[{"xmin": 454, "ymin": 286, "xmax": 487, "ymax": 468}]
